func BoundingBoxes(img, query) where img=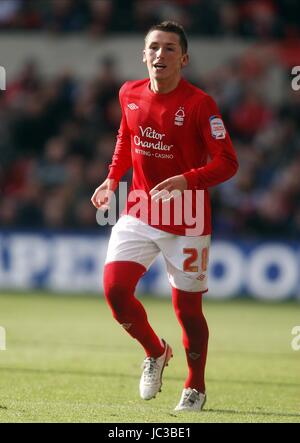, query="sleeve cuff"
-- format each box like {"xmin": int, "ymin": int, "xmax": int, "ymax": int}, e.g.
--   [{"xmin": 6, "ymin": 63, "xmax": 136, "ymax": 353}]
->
[
  {"xmin": 107, "ymin": 168, "xmax": 121, "ymax": 183},
  {"xmin": 183, "ymin": 170, "xmax": 200, "ymax": 190}
]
